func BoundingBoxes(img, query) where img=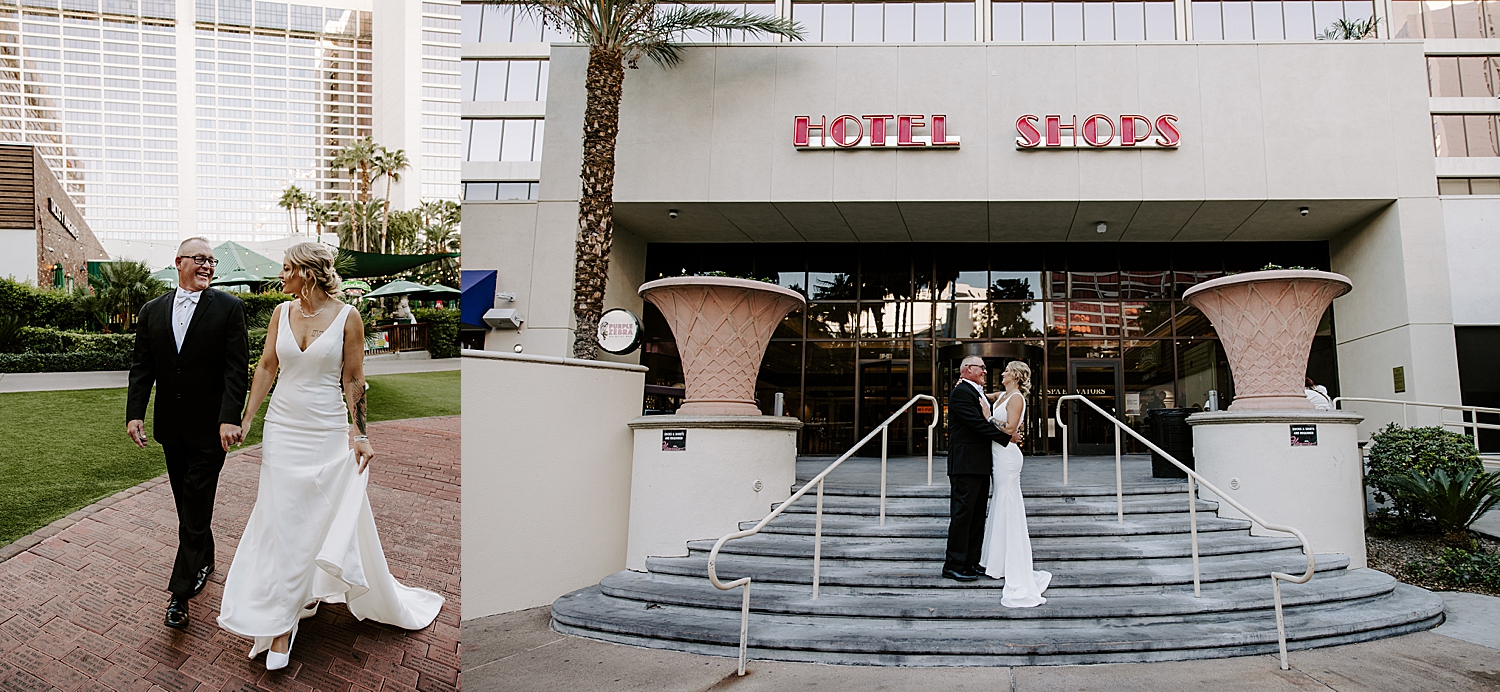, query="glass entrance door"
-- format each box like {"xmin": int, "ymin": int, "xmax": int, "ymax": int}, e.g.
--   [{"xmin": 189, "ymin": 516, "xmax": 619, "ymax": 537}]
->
[
  {"xmin": 859, "ymin": 358, "xmax": 911, "ymax": 455},
  {"xmin": 1068, "ymin": 360, "xmax": 1123, "ymax": 455}
]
